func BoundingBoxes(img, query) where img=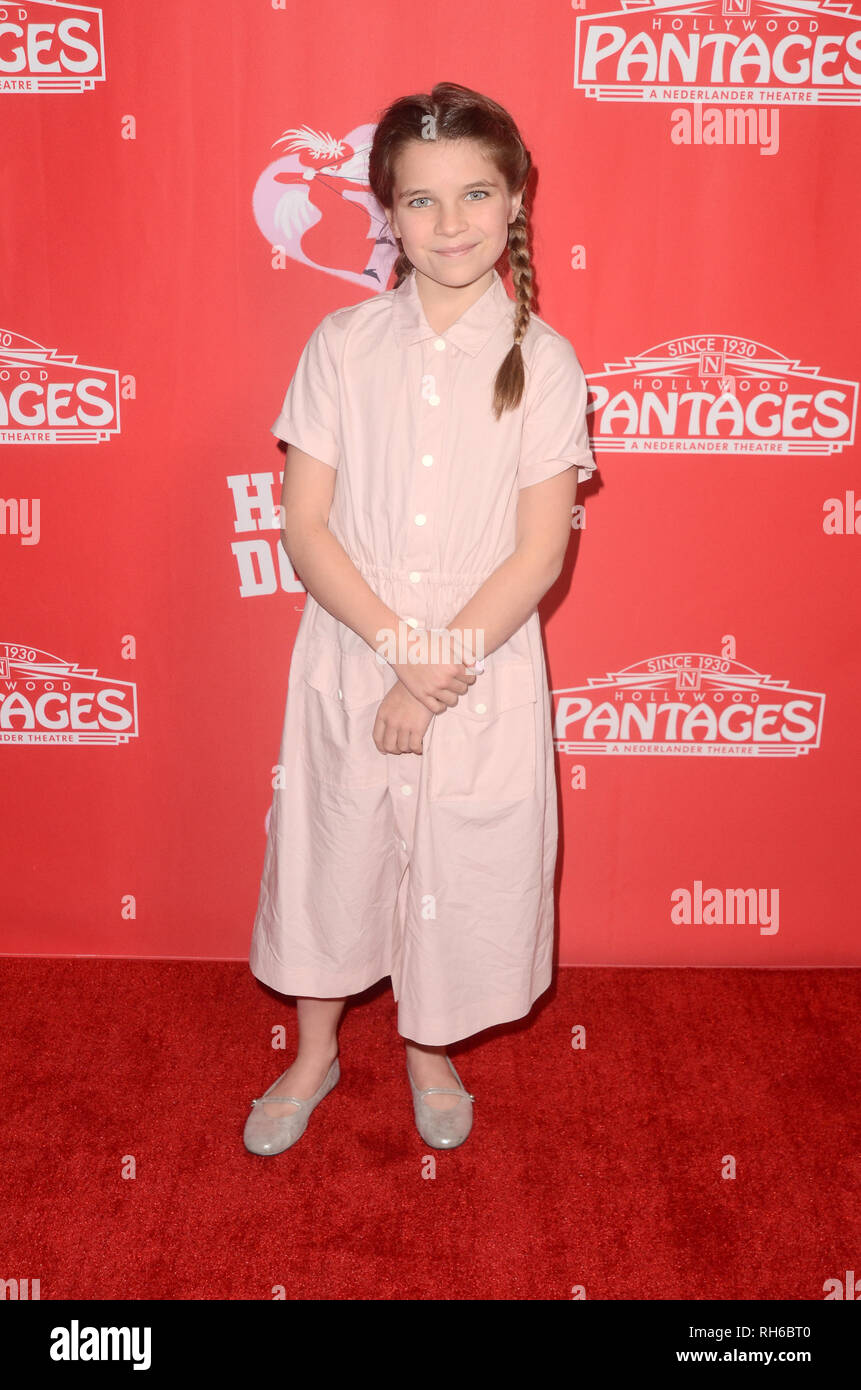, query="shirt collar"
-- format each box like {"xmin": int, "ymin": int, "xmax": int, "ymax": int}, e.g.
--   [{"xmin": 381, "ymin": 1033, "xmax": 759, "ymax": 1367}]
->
[{"xmin": 391, "ymin": 266, "xmax": 514, "ymax": 356}]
